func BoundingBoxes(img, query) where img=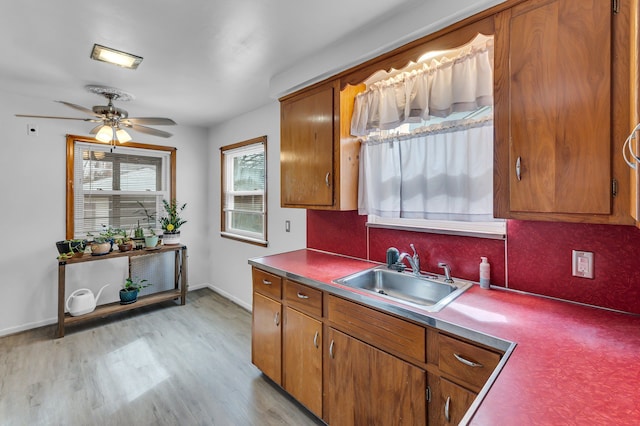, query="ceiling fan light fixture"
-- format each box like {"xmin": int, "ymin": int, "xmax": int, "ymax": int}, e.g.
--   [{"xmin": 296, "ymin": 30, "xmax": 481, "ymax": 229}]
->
[
  {"xmin": 95, "ymin": 125, "xmax": 114, "ymax": 142},
  {"xmin": 90, "ymin": 44, "xmax": 143, "ymax": 70},
  {"xmin": 116, "ymin": 128, "xmax": 132, "ymax": 143}
]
